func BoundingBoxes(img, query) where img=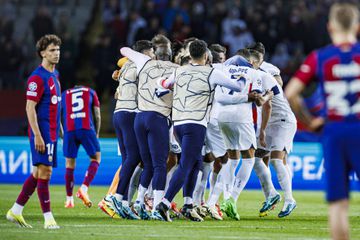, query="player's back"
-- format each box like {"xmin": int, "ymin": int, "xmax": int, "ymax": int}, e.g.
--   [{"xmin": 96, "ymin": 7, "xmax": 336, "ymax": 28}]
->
[
  {"xmin": 214, "ymin": 64, "xmax": 262, "ymax": 123},
  {"xmin": 61, "ymin": 86, "xmax": 100, "ymax": 132},
  {"xmin": 312, "ymin": 42, "xmax": 360, "ymax": 123}
]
